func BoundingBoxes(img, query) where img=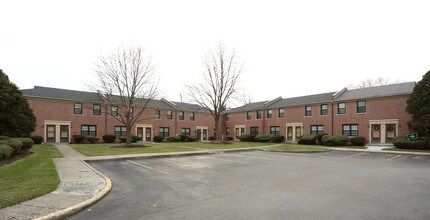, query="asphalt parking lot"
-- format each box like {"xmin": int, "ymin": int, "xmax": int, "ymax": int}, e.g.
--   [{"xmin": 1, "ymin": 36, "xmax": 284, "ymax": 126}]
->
[{"xmin": 70, "ymin": 151, "xmax": 430, "ymax": 220}]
